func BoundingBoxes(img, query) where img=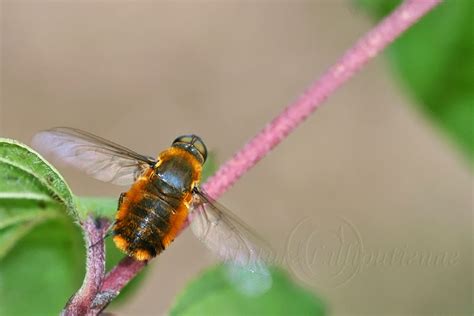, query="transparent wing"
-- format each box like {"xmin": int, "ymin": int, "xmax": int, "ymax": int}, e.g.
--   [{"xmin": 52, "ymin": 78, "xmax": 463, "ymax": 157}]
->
[
  {"xmin": 32, "ymin": 127, "xmax": 156, "ymax": 185},
  {"xmin": 190, "ymin": 189, "xmax": 274, "ymax": 295}
]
